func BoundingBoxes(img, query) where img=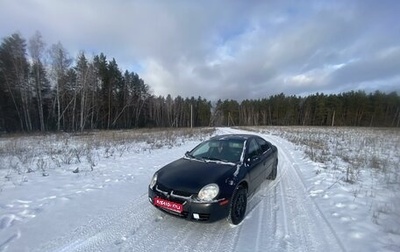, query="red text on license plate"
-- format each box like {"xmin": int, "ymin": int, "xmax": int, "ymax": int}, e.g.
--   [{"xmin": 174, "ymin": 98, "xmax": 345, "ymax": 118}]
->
[{"xmin": 154, "ymin": 197, "xmax": 183, "ymax": 213}]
